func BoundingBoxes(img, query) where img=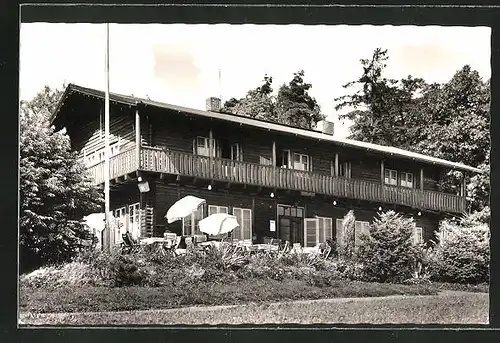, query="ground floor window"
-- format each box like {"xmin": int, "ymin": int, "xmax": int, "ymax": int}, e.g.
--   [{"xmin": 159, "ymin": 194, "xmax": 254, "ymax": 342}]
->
[
  {"xmin": 113, "ymin": 207, "xmax": 127, "ymax": 243},
  {"xmin": 335, "ymin": 218, "xmax": 344, "ymax": 243},
  {"xmin": 233, "ymin": 207, "xmax": 252, "ymax": 241},
  {"xmin": 303, "ymin": 217, "xmax": 333, "ymax": 247},
  {"xmin": 182, "ymin": 204, "xmax": 204, "ymax": 236},
  {"xmin": 128, "ymin": 203, "xmax": 141, "ymax": 239},
  {"xmin": 208, "ymin": 205, "xmax": 229, "ymax": 239}
]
